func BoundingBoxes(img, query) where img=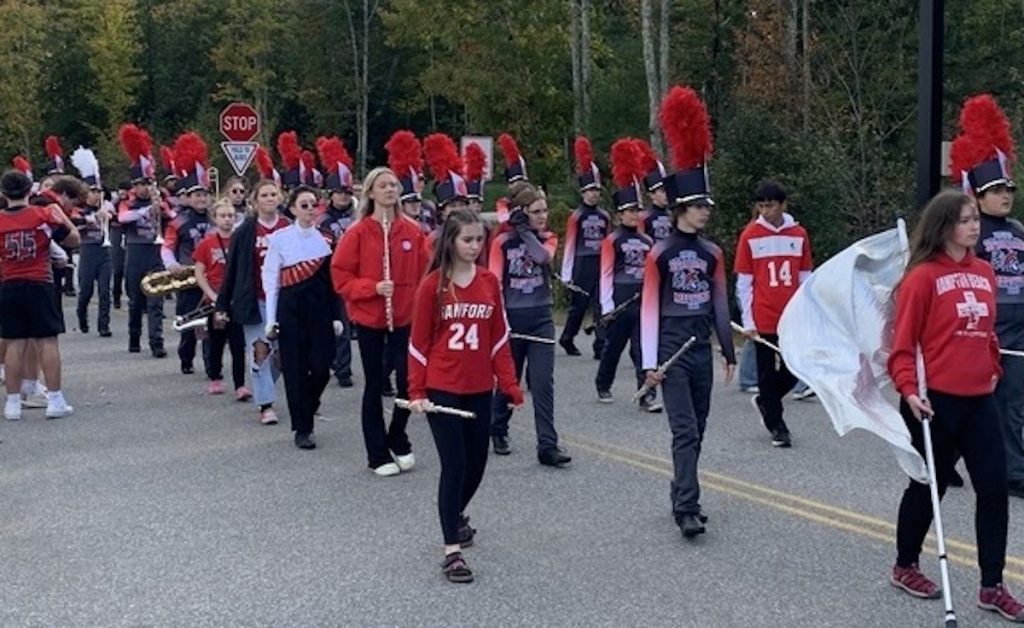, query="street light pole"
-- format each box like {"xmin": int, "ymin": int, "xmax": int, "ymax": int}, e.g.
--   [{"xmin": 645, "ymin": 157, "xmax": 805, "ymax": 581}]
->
[{"xmin": 915, "ymin": 0, "xmax": 944, "ymax": 209}]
